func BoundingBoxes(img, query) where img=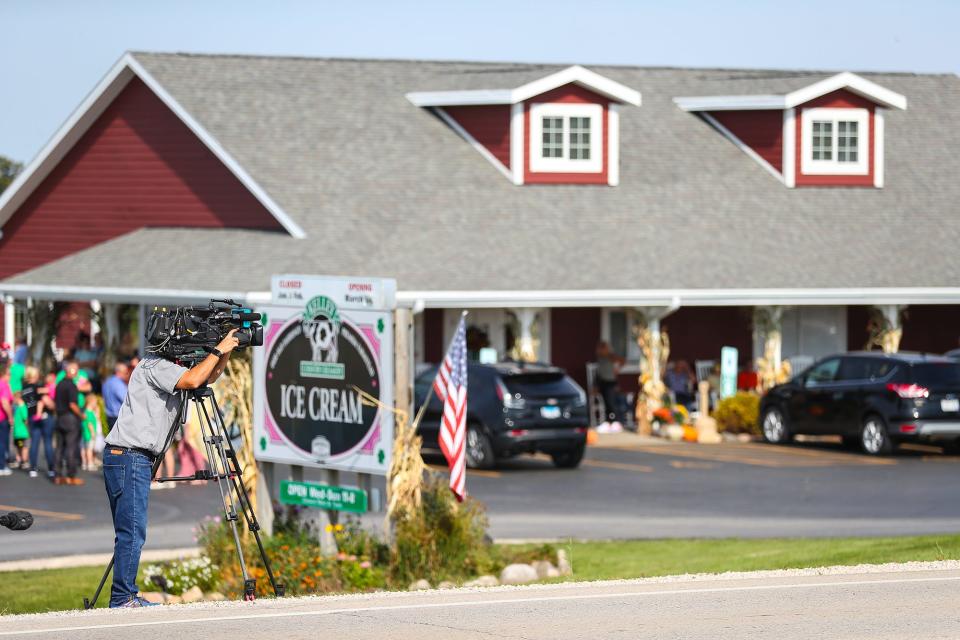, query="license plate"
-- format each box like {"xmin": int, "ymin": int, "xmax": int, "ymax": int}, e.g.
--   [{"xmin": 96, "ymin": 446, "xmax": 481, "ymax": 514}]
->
[
  {"xmin": 540, "ymin": 406, "xmax": 561, "ymax": 419},
  {"xmin": 942, "ymin": 399, "xmax": 960, "ymax": 412}
]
